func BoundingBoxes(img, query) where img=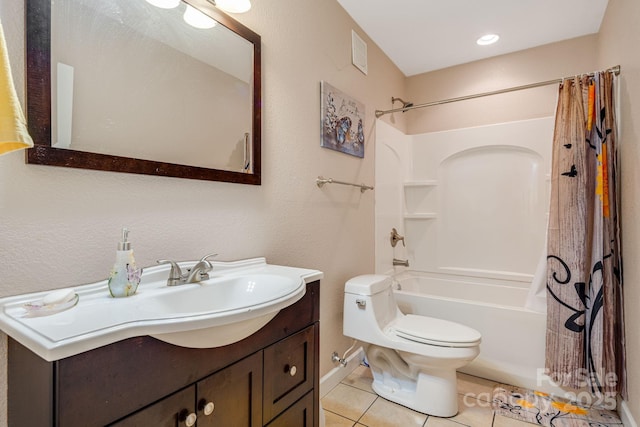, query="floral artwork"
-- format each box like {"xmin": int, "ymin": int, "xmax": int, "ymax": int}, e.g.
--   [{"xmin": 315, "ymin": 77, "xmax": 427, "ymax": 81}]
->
[{"xmin": 321, "ymin": 81, "xmax": 365, "ymax": 158}]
